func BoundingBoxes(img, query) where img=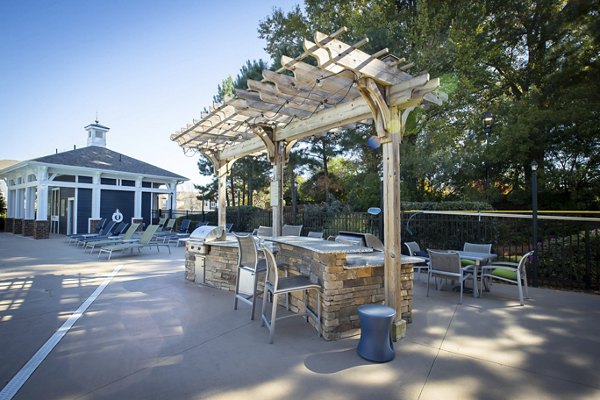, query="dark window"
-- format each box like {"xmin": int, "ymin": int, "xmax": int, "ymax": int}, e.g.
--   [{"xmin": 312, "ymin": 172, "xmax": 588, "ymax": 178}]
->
[
  {"xmin": 121, "ymin": 180, "xmax": 135, "ymax": 187},
  {"xmin": 55, "ymin": 175, "xmax": 76, "ymax": 182},
  {"xmin": 78, "ymin": 176, "xmax": 93, "ymax": 183},
  {"xmin": 142, "ymin": 182, "xmax": 151, "ymax": 188},
  {"xmin": 101, "ymin": 178, "xmax": 117, "ymax": 185}
]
